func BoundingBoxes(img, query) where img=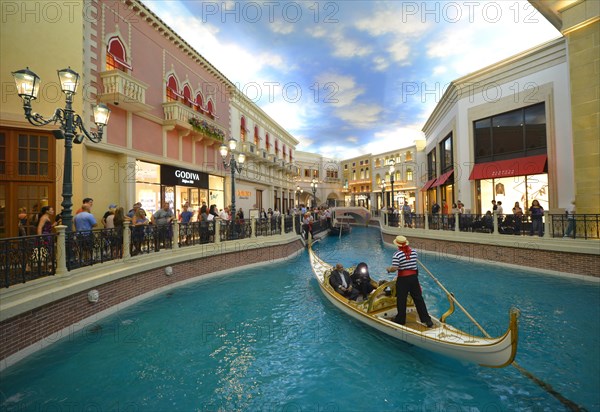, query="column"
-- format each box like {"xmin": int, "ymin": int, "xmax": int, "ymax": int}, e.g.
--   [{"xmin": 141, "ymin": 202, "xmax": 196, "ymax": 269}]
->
[{"xmin": 55, "ymin": 225, "xmax": 67, "ymax": 275}]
